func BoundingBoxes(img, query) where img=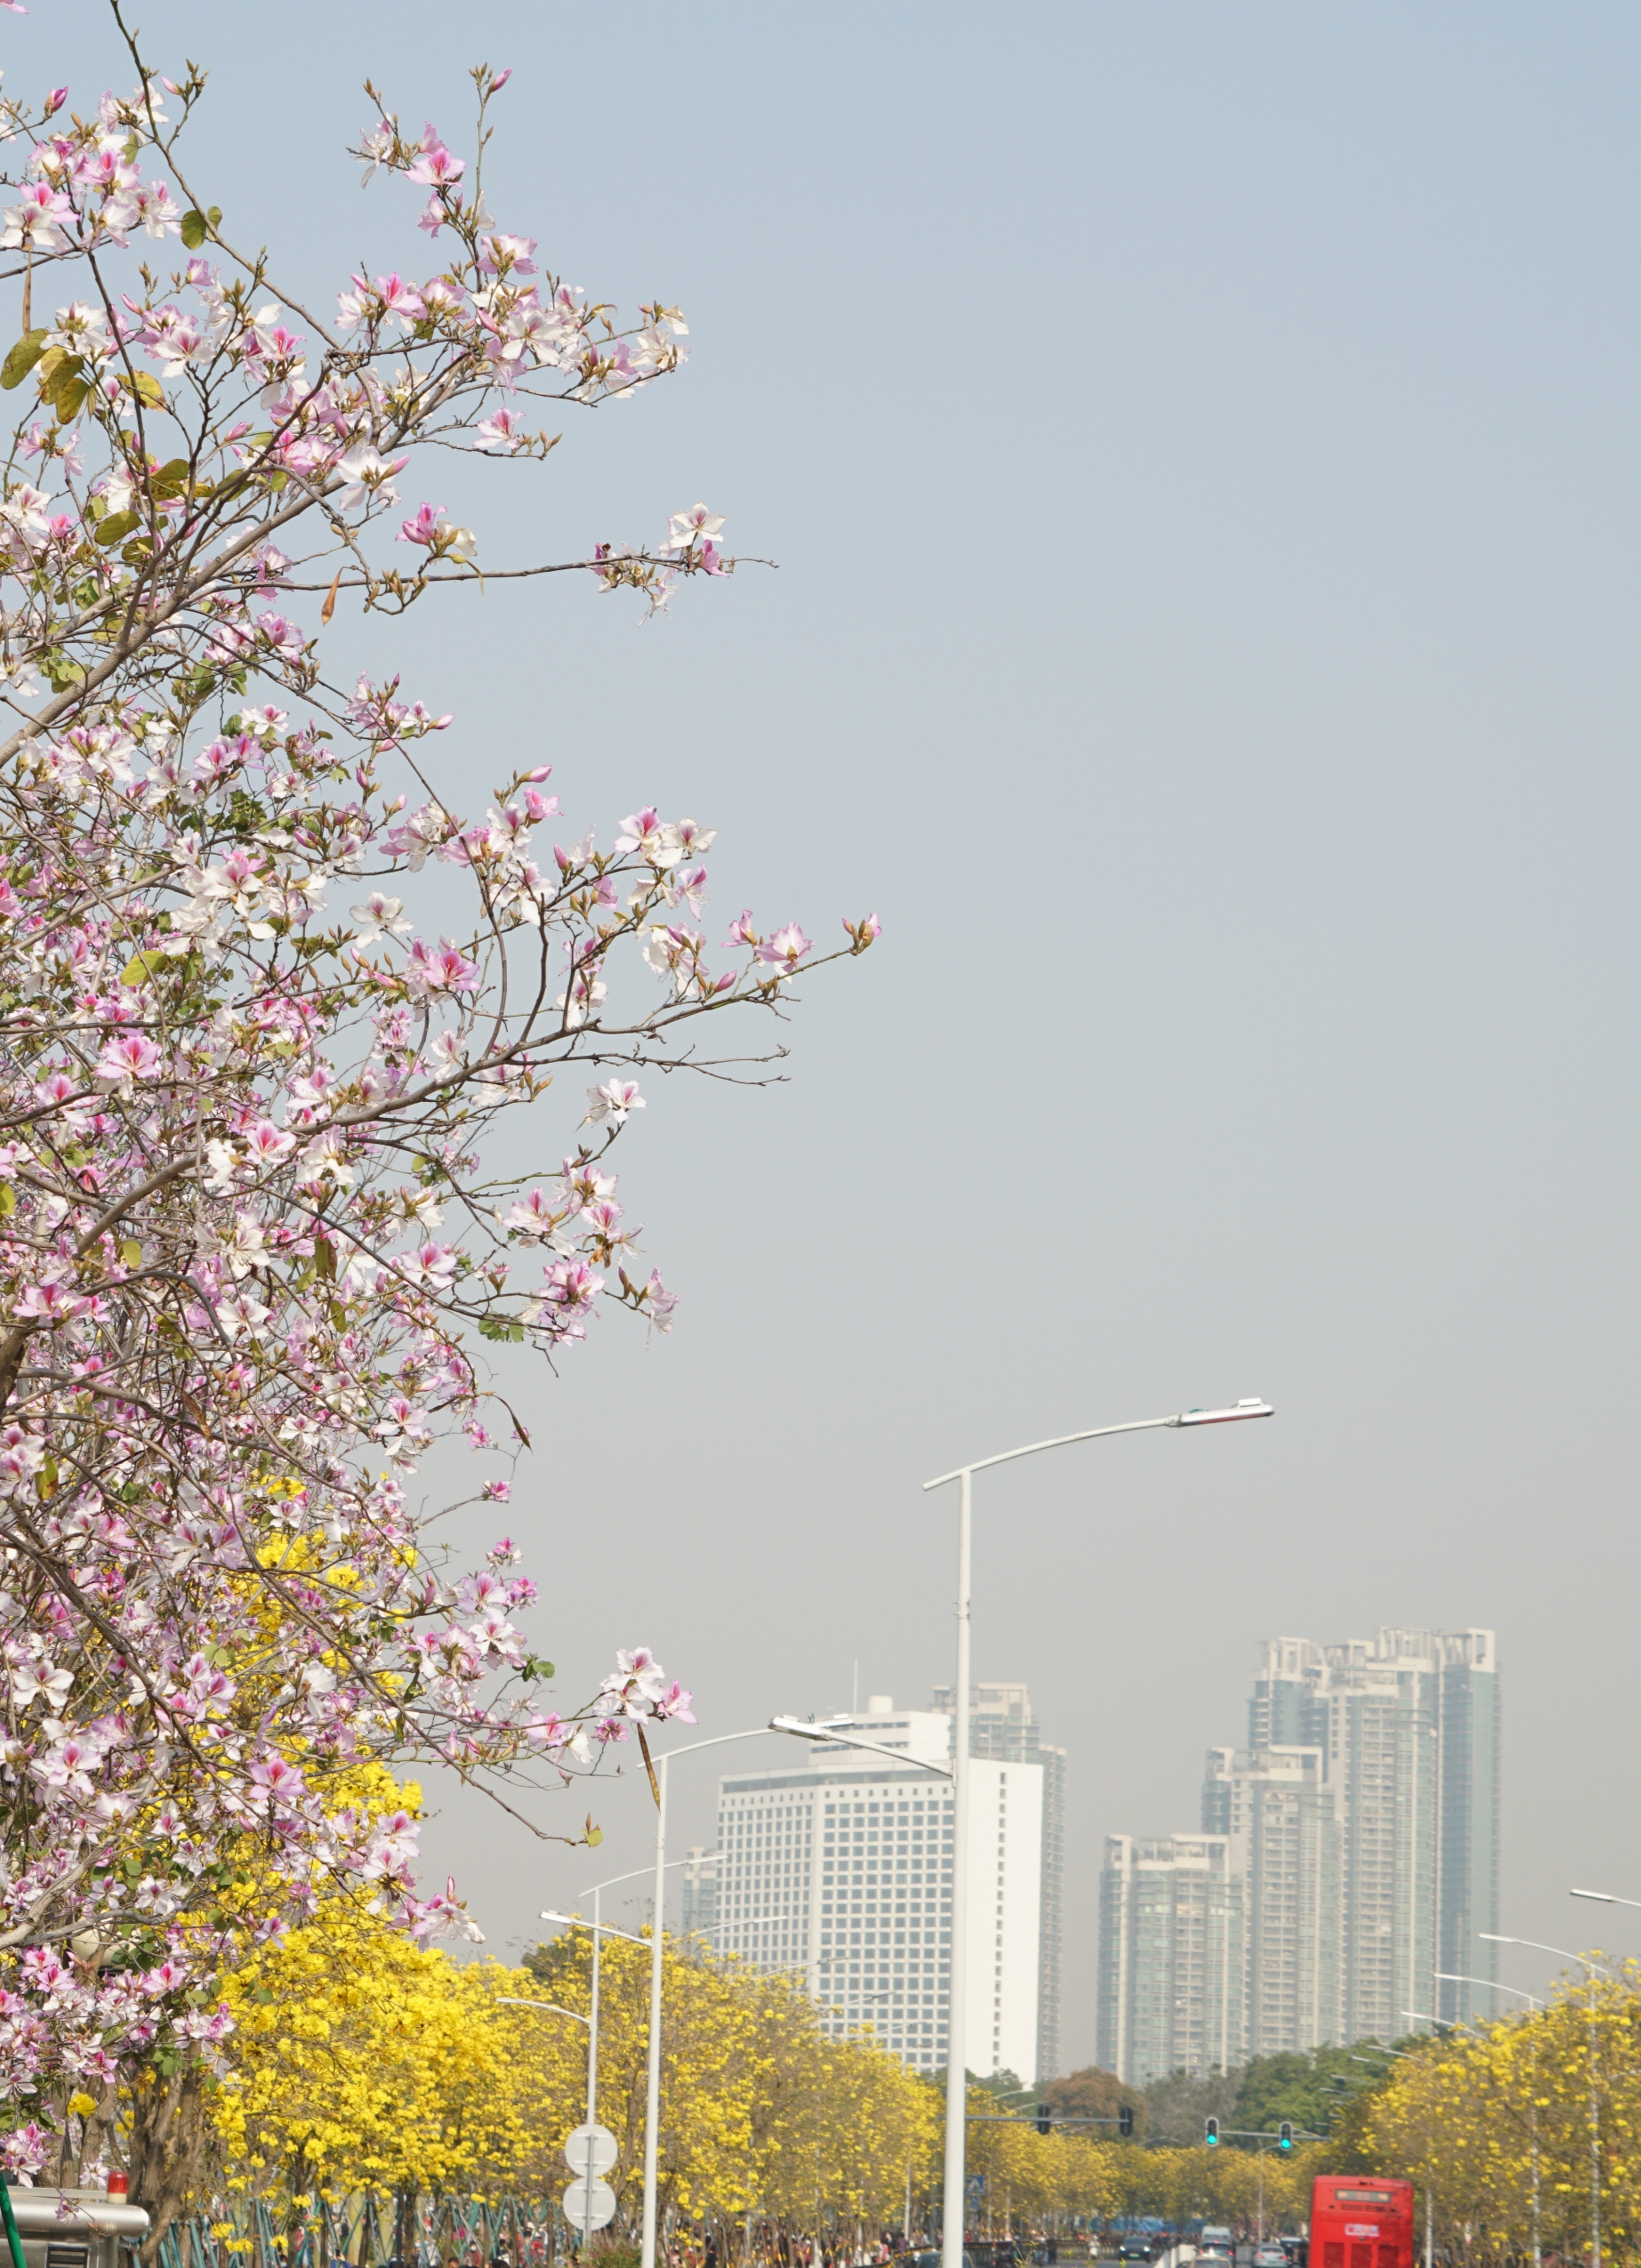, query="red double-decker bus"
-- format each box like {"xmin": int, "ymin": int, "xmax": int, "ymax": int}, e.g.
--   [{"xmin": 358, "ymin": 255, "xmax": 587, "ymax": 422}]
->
[{"xmin": 1310, "ymin": 2177, "xmax": 1416, "ymax": 2268}]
